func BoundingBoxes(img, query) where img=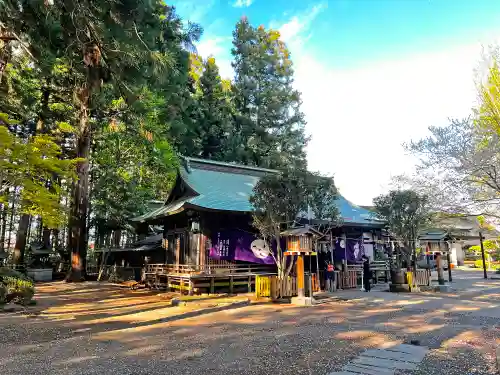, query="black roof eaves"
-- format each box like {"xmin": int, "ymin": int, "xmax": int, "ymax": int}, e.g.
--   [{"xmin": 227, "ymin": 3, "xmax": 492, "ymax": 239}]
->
[
  {"xmin": 183, "ymin": 156, "xmax": 278, "ymax": 174},
  {"xmin": 341, "ymin": 221, "xmax": 386, "ymax": 228},
  {"xmin": 164, "ymin": 170, "xmax": 200, "ymax": 205},
  {"xmin": 136, "ymin": 204, "xmax": 187, "ymax": 223},
  {"xmin": 182, "ymin": 202, "xmax": 253, "ymax": 215}
]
